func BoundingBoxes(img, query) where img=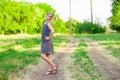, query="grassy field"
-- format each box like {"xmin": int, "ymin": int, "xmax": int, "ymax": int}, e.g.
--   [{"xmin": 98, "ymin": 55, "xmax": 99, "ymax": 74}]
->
[
  {"xmin": 0, "ymin": 33, "xmax": 120, "ymax": 80},
  {"xmin": 0, "ymin": 34, "xmax": 70, "ymax": 80},
  {"xmin": 71, "ymin": 33, "xmax": 120, "ymax": 80},
  {"xmin": 74, "ymin": 33, "xmax": 120, "ymax": 61},
  {"xmin": 71, "ymin": 40, "xmax": 101, "ymax": 80}
]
